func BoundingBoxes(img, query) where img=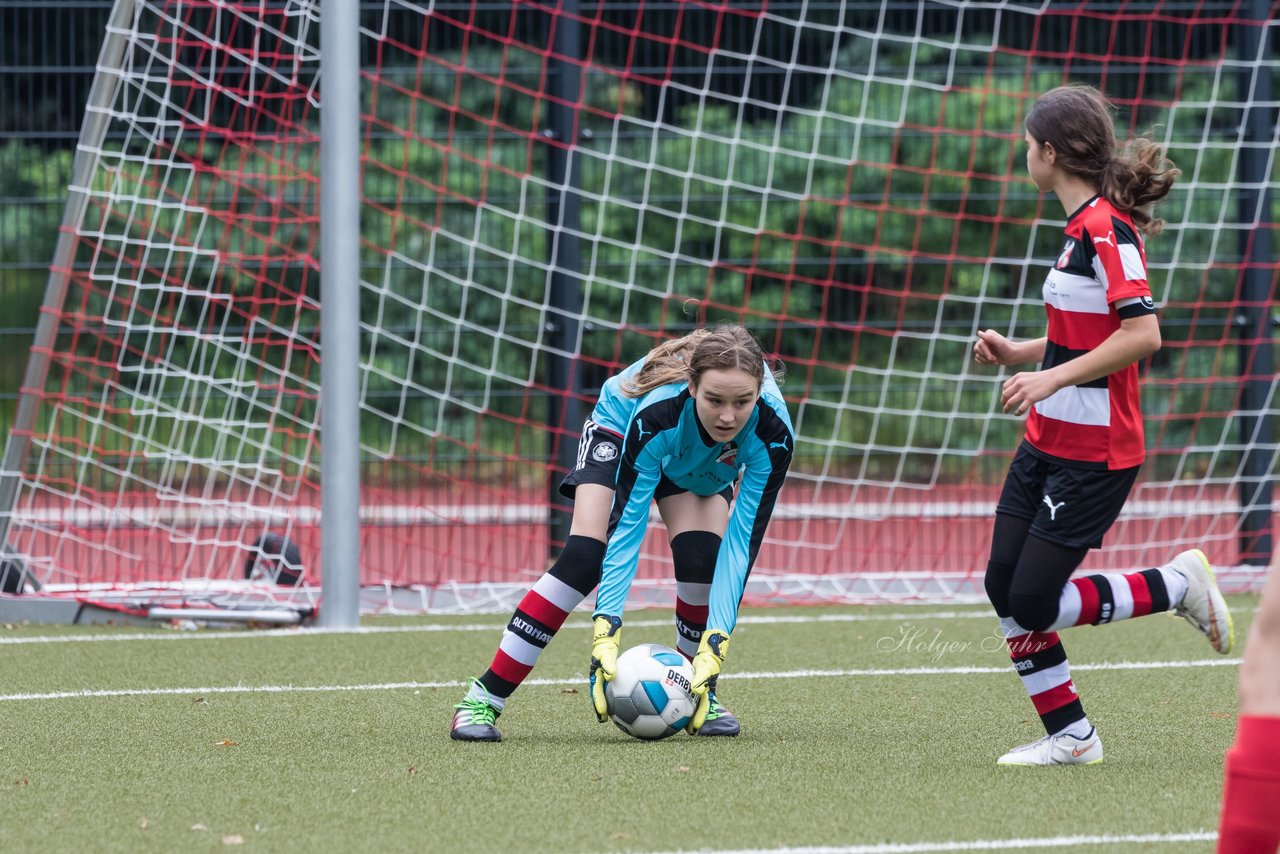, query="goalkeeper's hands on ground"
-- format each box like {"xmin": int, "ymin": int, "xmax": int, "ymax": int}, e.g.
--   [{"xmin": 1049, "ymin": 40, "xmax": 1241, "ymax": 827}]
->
[
  {"xmin": 589, "ymin": 614, "xmax": 623, "ymax": 722},
  {"xmin": 686, "ymin": 629, "xmax": 730, "ymax": 734}
]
